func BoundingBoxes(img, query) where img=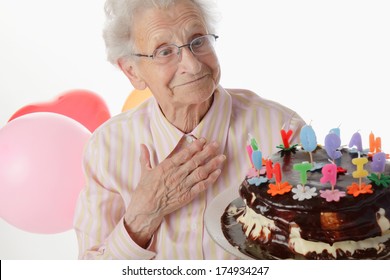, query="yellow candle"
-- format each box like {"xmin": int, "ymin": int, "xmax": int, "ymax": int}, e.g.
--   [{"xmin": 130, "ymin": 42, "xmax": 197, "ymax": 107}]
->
[{"xmin": 352, "ymin": 157, "xmax": 369, "ymax": 178}]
